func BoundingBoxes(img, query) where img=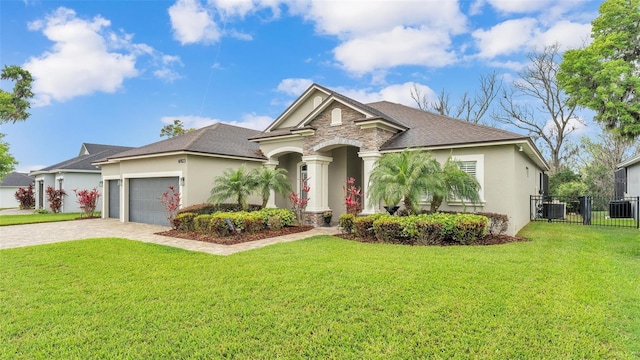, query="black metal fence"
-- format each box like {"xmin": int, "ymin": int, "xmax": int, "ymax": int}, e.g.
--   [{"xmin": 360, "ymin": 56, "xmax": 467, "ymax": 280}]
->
[{"xmin": 530, "ymin": 195, "xmax": 639, "ymax": 229}]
